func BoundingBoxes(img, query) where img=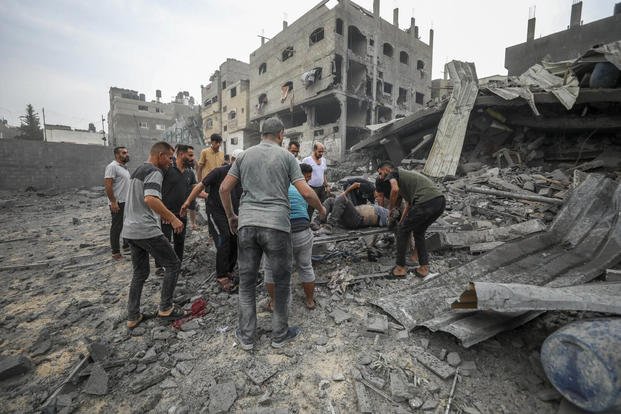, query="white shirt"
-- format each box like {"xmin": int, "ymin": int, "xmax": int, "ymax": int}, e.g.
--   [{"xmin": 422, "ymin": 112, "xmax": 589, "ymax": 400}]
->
[
  {"xmin": 104, "ymin": 160, "xmax": 130, "ymax": 204},
  {"xmin": 302, "ymin": 156, "xmax": 327, "ymax": 187}
]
